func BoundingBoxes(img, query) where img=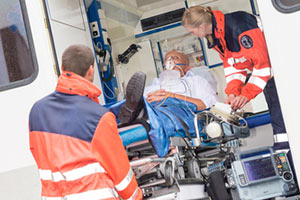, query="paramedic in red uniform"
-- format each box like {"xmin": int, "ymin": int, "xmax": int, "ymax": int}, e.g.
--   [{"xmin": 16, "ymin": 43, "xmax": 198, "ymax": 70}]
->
[
  {"xmin": 29, "ymin": 44, "xmax": 143, "ymax": 200},
  {"xmin": 182, "ymin": 6, "xmax": 286, "ymax": 134}
]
